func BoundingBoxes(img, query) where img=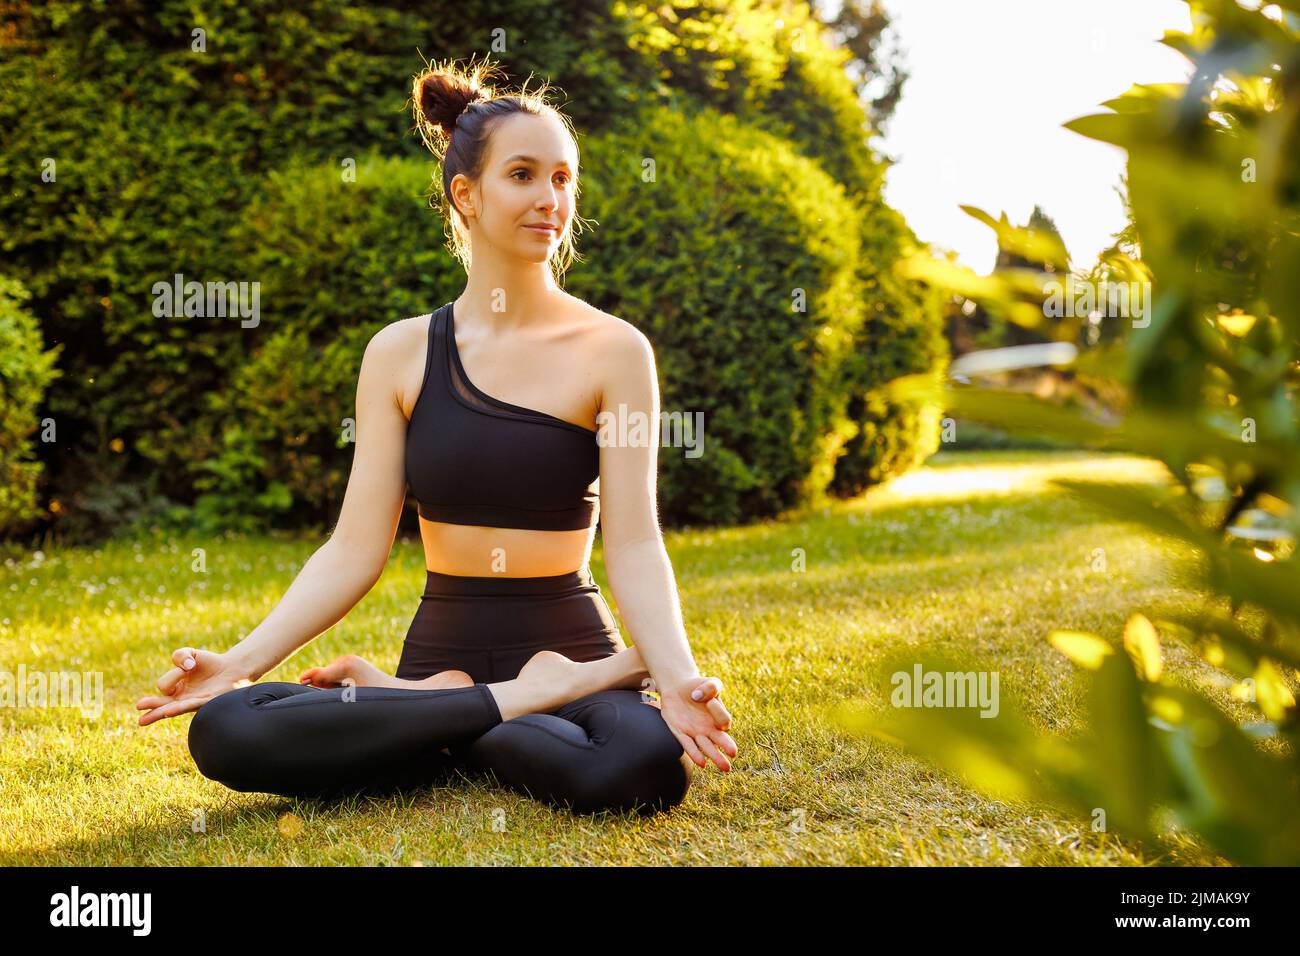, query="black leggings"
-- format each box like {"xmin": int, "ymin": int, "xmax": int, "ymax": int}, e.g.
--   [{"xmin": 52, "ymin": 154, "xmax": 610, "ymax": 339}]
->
[{"xmin": 187, "ymin": 568, "xmax": 692, "ymax": 816}]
